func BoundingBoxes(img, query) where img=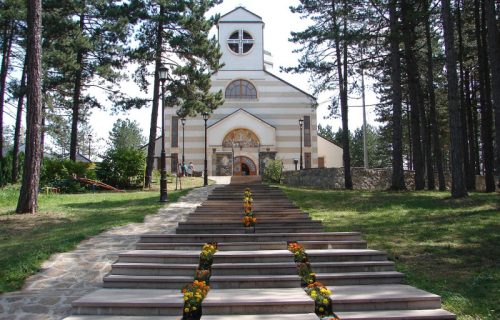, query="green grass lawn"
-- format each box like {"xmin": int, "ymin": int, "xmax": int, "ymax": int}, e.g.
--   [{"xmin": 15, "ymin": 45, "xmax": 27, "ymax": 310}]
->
[
  {"xmin": 0, "ymin": 177, "xmax": 207, "ymax": 294},
  {"xmin": 280, "ymin": 186, "xmax": 499, "ymax": 320}
]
